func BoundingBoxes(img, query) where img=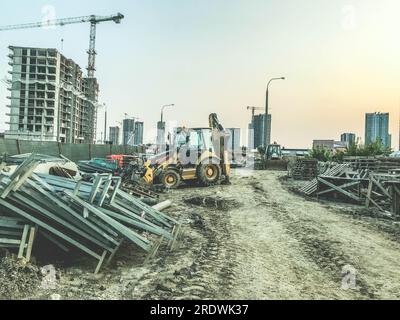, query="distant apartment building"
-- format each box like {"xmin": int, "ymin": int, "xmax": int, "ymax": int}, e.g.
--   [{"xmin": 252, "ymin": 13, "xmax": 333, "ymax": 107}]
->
[
  {"xmin": 313, "ymin": 139, "xmax": 346, "ymax": 150},
  {"xmin": 365, "ymin": 112, "xmax": 391, "ymax": 148},
  {"xmin": 109, "ymin": 126, "xmax": 120, "ymax": 145},
  {"xmin": 134, "ymin": 121, "xmax": 144, "ymax": 145},
  {"xmin": 248, "ymin": 114, "xmax": 271, "ymax": 149},
  {"xmin": 156, "ymin": 121, "xmax": 166, "ymax": 149},
  {"xmin": 123, "ymin": 118, "xmax": 136, "ymax": 146},
  {"xmin": 5, "ymin": 46, "xmax": 98, "ymax": 143},
  {"xmin": 313, "ymin": 140, "xmax": 335, "ymax": 149},
  {"xmin": 340, "ymin": 133, "xmax": 356, "ymax": 147},
  {"xmin": 226, "ymin": 128, "xmax": 241, "ymax": 159}
]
